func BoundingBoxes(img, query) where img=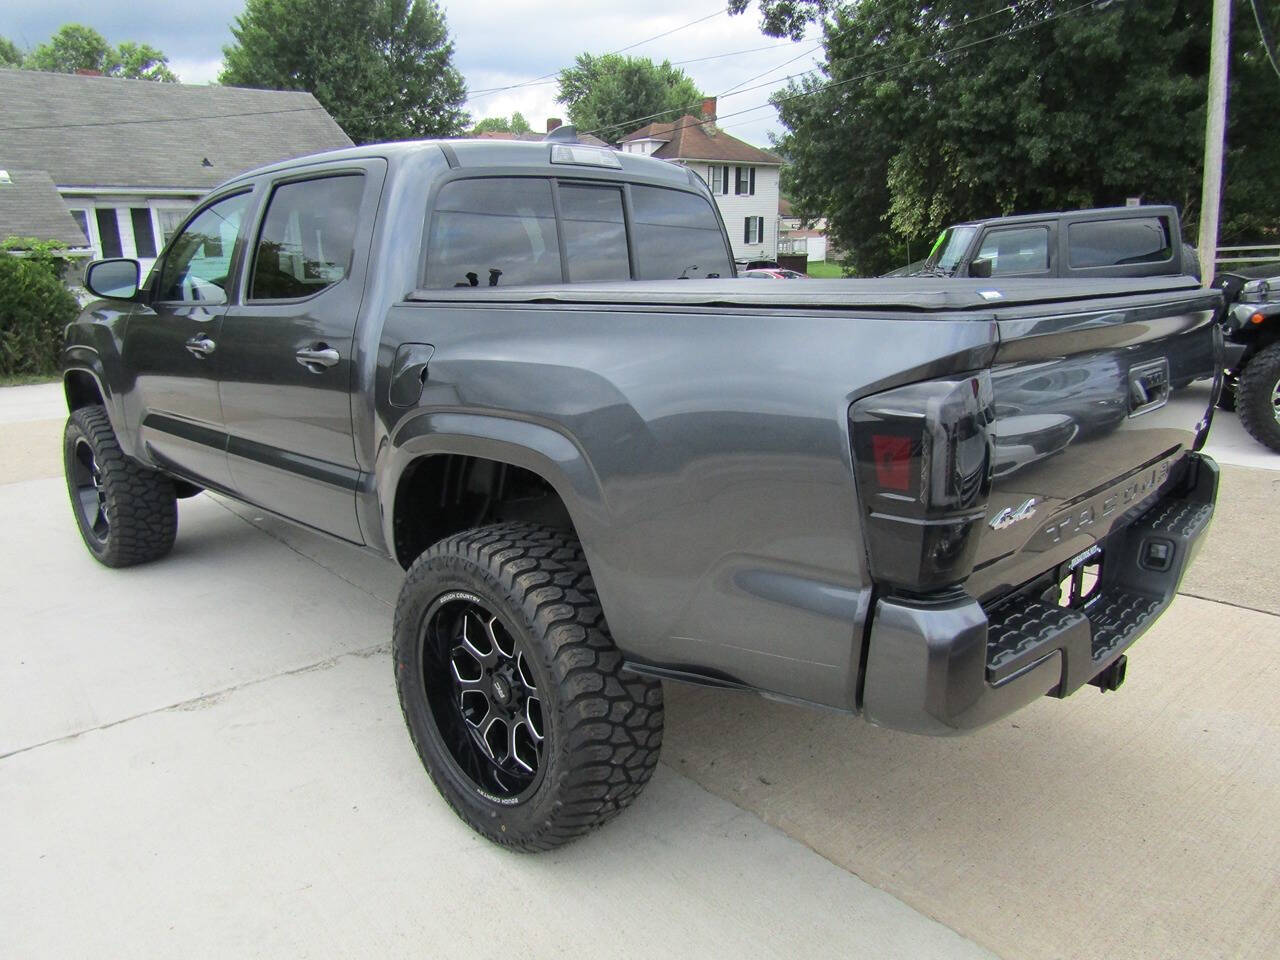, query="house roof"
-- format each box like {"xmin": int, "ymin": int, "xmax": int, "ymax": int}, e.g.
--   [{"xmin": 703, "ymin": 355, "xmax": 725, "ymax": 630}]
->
[
  {"xmin": 779, "ymin": 197, "xmax": 794, "ymax": 217},
  {"xmin": 0, "ymin": 69, "xmax": 353, "ymax": 191},
  {"xmin": 0, "ymin": 169, "xmax": 89, "ymax": 246},
  {"xmin": 620, "ymin": 116, "xmax": 782, "ymax": 165}
]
